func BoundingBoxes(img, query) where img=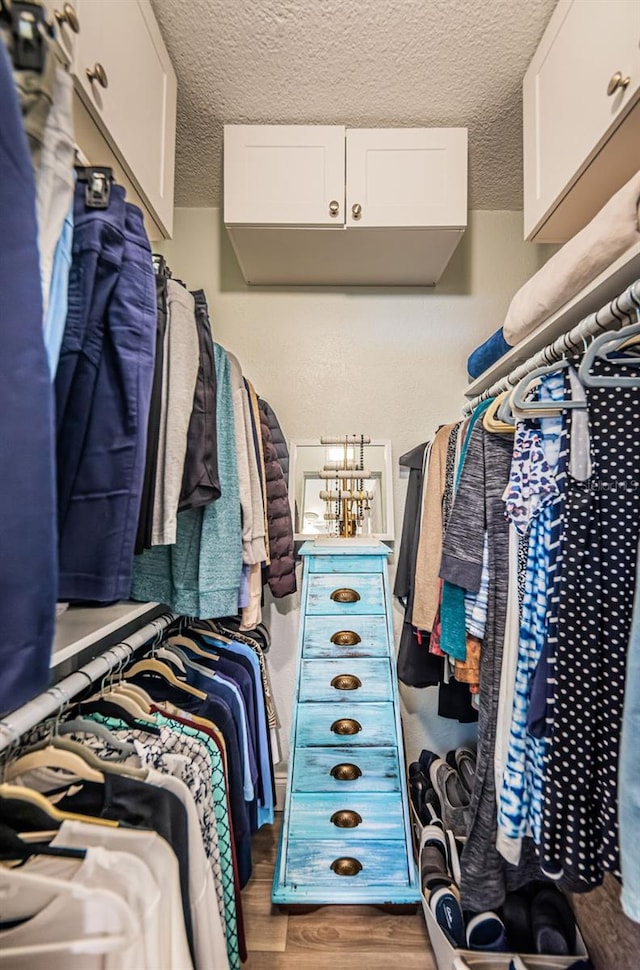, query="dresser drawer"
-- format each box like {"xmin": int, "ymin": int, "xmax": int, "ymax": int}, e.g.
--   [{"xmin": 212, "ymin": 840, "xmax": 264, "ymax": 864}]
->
[
  {"xmin": 309, "ymin": 555, "xmax": 384, "ymax": 574},
  {"xmin": 302, "ymin": 615, "xmax": 390, "ymax": 658},
  {"xmin": 296, "ymin": 701, "xmax": 396, "ymax": 747},
  {"xmin": 292, "ymin": 746, "xmax": 401, "ymax": 792},
  {"xmin": 288, "ymin": 793, "xmax": 406, "ymax": 841},
  {"xmin": 306, "ymin": 574, "xmax": 385, "ymax": 615},
  {"xmin": 285, "ymin": 839, "xmax": 412, "ymax": 887},
  {"xmin": 299, "ymin": 659, "xmax": 392, "ymax": 703}
]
